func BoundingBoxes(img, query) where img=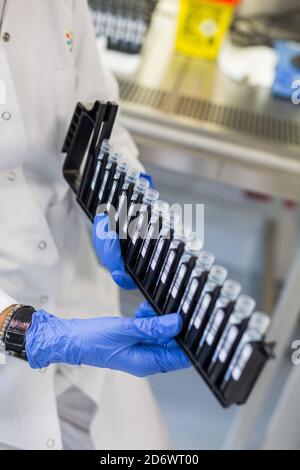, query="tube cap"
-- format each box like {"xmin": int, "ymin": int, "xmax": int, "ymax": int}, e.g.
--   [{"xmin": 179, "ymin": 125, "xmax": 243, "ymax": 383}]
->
[
  {"xmin": 186, "ymin": 239, "xmax": 204, "ymax": 253},
  {"xmin": 134, "ymin": 178, "xmax": 150, "ymax": 193},
  {"xmin": 152, "ymin": 201, "xmax": 170, "ymax": 216},
  {"xmin": 143, "ymin": 188, "xmax": 160, "ymax": 204},
  {"xmin": 100, "ymin": 139, "xmax": 111, "ymax": 153},
  {"xmin": 248, "ymin": 312, "xmax": 271, "ymax": 336},
  {"xmin": 234, "ymin": 295, "xmax": 256, "ymax": 318},
  {"xmin": 196, "ymin": 251, "xmax": 215, "ymax": 271},
  {"xmin": 109, "ymin": 150, "xmax": 122, "ymax": 163},
  {"xmin": 208, "ymin": 265, "xmax": 228, "ymax": 285},
  {"xmin": 117, "ymin": 161, "xmax": 129, "ymax": 173},
  {"xmin": 126, "ymin": 169, "xmax": 140, "ymax": 183},
  {"xmin": 221, "ymin": 280, "xmax": 242, "ymax": 301}
]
